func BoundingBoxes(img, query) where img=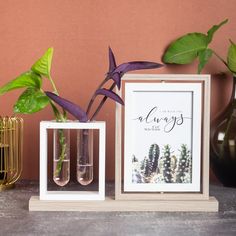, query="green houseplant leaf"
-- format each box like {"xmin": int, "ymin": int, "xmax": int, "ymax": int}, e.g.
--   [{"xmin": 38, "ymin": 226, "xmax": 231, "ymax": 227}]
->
[
  {"xmin": 14, "ymin": 88, "xmax": 49, "ymax": 114},
  {"xmin": 162, "ymin": 19, "xmax": 228, "ymax": 73},
  {"xmin": 0, "ymin": 71, "xmax": 42, "ymax": 95},
  {"xmin": 206, "ymin": 19, "xmax": 228, "ymax": 44},
  {"xmin": 227, "ymin": 40, "xmax": 236, "ymax": 74},
  {"xmin": 31, "ymin": 47, "xmax": 53, "ymax": 78},
  {"xmin": 162, "ymin": 33, "xmax": 208, "ymax": 64},
  {"xmin": 198, "ymin": 48, "xmax": 213, "ymax": 74}
]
